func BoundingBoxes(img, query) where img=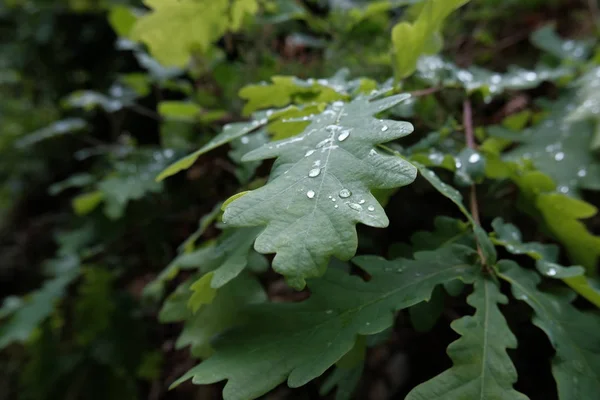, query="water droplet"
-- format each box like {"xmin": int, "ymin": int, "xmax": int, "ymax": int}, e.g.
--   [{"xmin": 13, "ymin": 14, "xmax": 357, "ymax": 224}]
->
[
  {"xmin": 547, "ymin": 268, "xmax": 557, "ymax": 276},
  {"xmin": 266, "ymin": 110, "xmax": 274, "ymax": 117},
  {"xmin": 305, "ymin": 150, "xmax": 315, "ymax": 157},
  {"xmin": 316, "ymin": 138, "xmax": 333, "ymax": 148},
  {"xmin": 339, "ymin": 189, "xmax": 352, "ymax": 198},
  {"xmin": 332, "ymin": 101, "xmax": 344, "ymax": 107},
  {"xmin": 308, "ymin": 168, "xmax": 321, "ymax": 178},
  {"xmin": 369, "ymin": 149, "xmax": 378, "ymax": 156},
  {"xmin": 338, "ymin": 130, "xmax": 350, "ymax": 141},
  {"xmin": 577, "ymin": 168, "xmax": 587, "ymax": 177},
  {"xmin": 331, "ymin": 198, "xmax": 336, "ymax": 202},
  {"xmin": 455, "ymin": 159, "xmax": 463, "ymax": 169},
  {"xmin": 381, "ymin": 125, "xmax": 389, "ymax": 132},
  {"xmin": 558, "ymin": 186, "xmax": 569, "ymax": 194},
  {"xmin": 468, "ymin": 153, "xmax": 481, "ymax": 163},
  {"xmin": 307, "ymin": 190, "xmax": 316, "ymax": 199},
  {"xmin": 241, "ymin": 136, "xmax": 249, "ymax": 144},
  {"xmin": 347, "ymin": 202, "xmax": 363, "ymax": 211},
  {"xmin": 334, "ymin": 205, "xmax": 339, "ymax": 209},
  {"xmin": 554, "ymin": 152, "xmax": 565, "ymax": 161},
  {"xmin": 524, "ymin": 72, "xmax": 537, "ymax": 81},
  {"xmin": 359, "ymin": 199, "xmax": 366, "ymax": 205},
  {"xmin": 491, "ymin": 74, "xmax": 502, "ymax": 84},
  {"xmin": 313, "ymin": 160, "xmax": 321, "ymax": 167},
  {"xmin": 367, "ymin": 205, "xmax": 375, "ymax": 211}
]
